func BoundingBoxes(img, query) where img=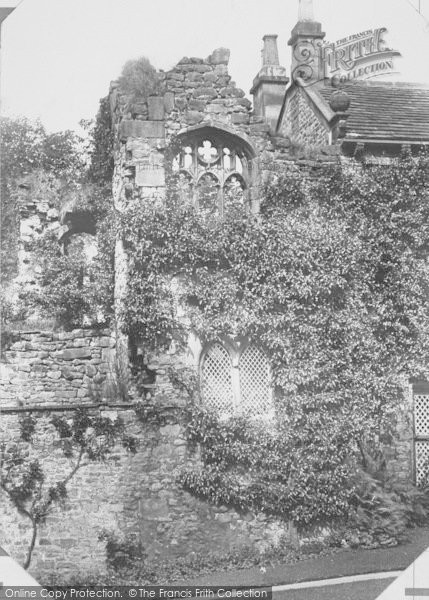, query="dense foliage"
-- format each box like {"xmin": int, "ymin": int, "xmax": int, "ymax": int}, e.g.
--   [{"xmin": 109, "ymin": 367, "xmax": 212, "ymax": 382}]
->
[
  {"xmin": 84, "ymin": 95, "xmax": 114, "ymax": 189},
  {"xmin": 29, "ymin": 224, "xmax": 114, "ymax": 330},
  {"xmin": 0, "ymin": 100, "xmax": 116, "ymax": 329},
  {"xmin": 0, "ymin": 117, "xmax": 85, "ymax": 285},
  {"xmin": 122, "ymin": 152, "xmax": 429, "ymax": 528},
  {"xmin": 4, "ymin": 93, "xmax": 429, "ymax": 537},
  {"xmin": 117, "ymin": 56, "xmax": 162, "ymax": 105},
  {"xmin": 180, "ymin": 406, "xmax": 354, "ymax": 526}
]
